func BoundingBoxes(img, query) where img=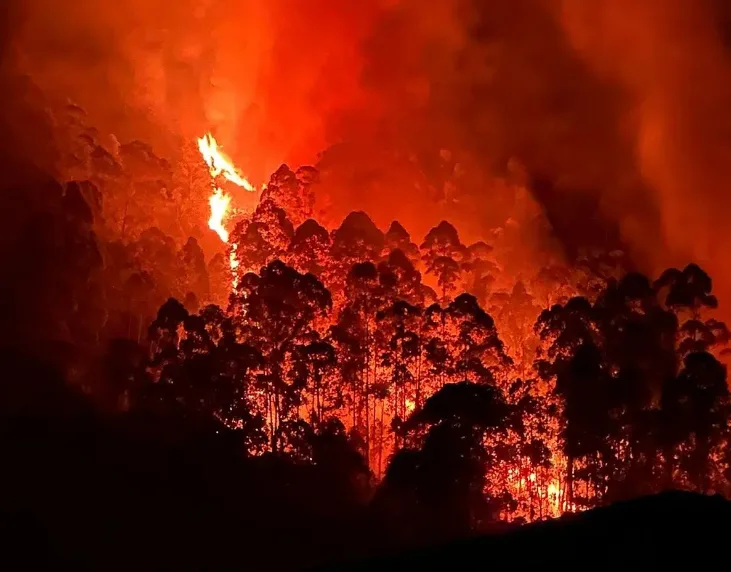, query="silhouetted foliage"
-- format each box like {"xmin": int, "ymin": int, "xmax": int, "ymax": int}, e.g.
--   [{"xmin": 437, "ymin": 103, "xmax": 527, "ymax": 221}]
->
[{"xmin": 5, "ymin": 127, "xmax": 731, "ymax": 571}]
